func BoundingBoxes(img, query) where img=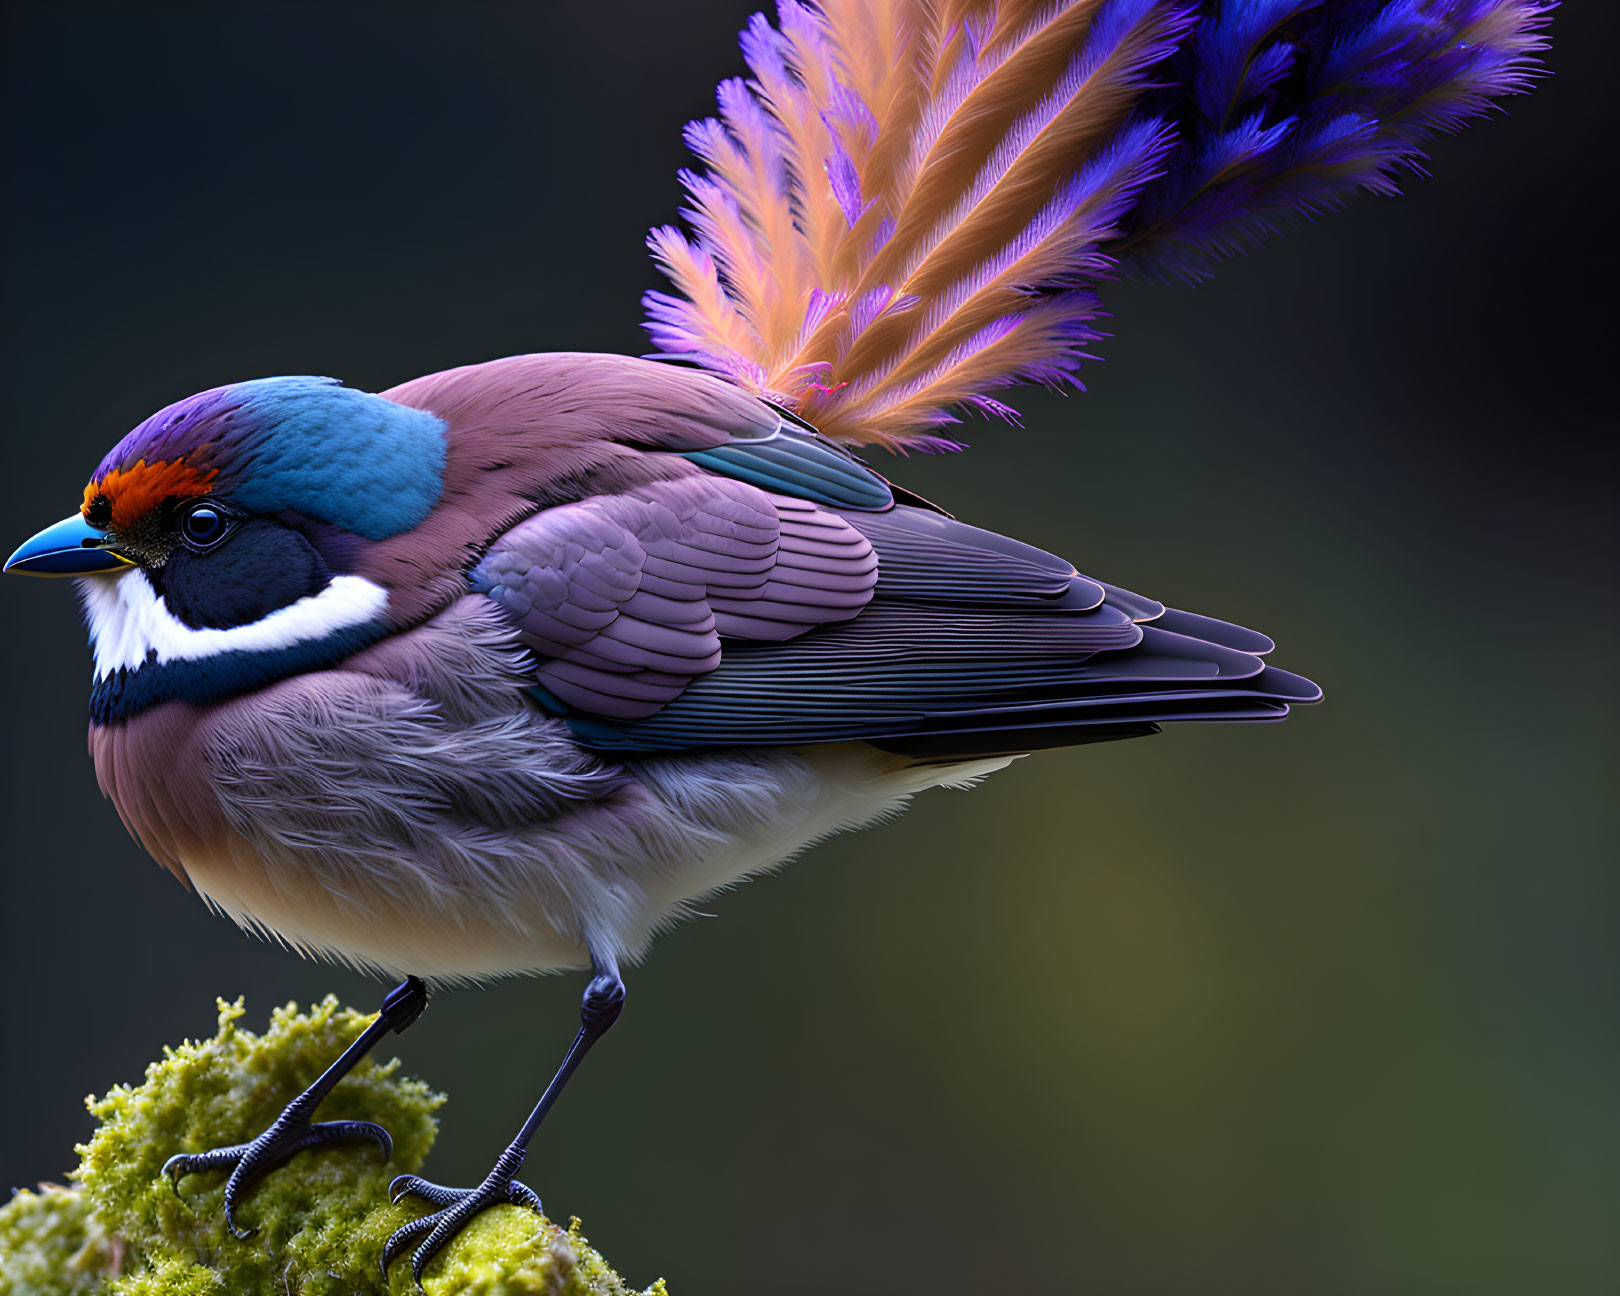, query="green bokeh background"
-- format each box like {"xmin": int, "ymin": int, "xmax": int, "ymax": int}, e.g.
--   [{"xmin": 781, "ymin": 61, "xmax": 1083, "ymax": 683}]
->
[{"xmin": 1, "ymin": 3, "xmax": 1614, "ymax": 1293}]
